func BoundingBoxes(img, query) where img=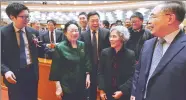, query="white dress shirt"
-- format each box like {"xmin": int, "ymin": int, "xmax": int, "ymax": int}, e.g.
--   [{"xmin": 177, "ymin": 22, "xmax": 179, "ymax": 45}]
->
[
  {"xmin": 49, "ymin": 30, "xmax": 56, "ymax": 43},
  {"xmin": 14, "ymin": 24, "xmax": 32, "ymax": 65},
  {"xmin": 161, "ymin": 29, "xmax": 180, "ymax": 55}
]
